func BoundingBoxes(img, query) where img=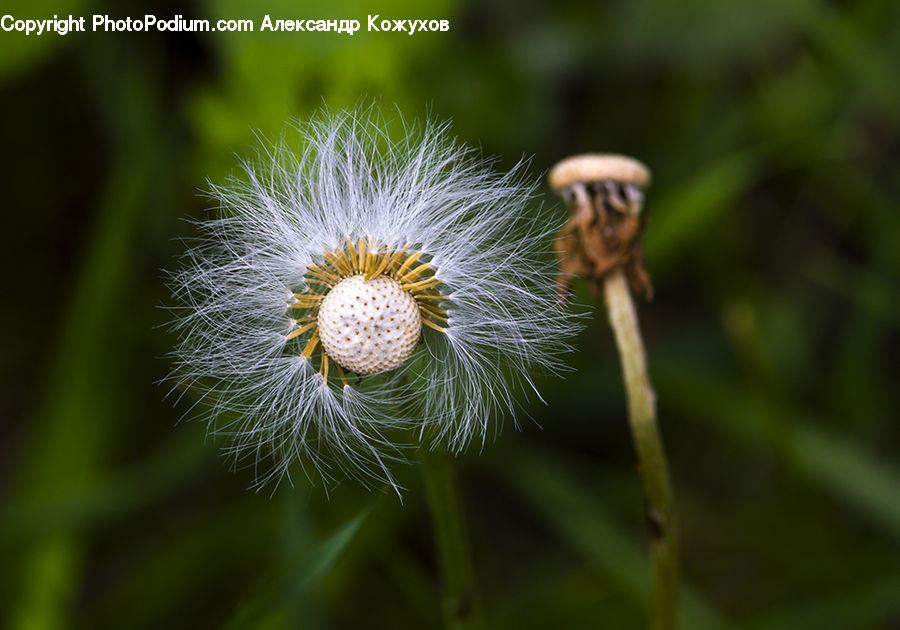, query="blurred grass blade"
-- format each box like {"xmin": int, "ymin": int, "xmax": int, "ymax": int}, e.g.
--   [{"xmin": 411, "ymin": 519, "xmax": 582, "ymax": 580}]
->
[
  {"xmin": 87, "ymin": 500, "xmax": 281, "ymax": 629},
  {"xmin": 2, "ymin": 429, "xmax": 211, "ymax": 539},
  {"xmin": 805, "ymin": 254, "xmax": 900, "ymax": 329},
  {"xmin": 6, "ymin": 52, "xmax": 168, "ymax": 630},
  {"xmin": 791, "ymin": 423, "xmax": 900, "ymax": 541},
  {"xmin": 497, "ymin": 448, "xmax": 735, "ymax": 630},
  {"xmin": 301, "ymin": 507, "xmax": 371, "ymax": 587},
  {"xmin": 745, "ymin": 576, "xmax": 900, "ymax": 630},
  {"xmin": 656, "ymin": 363, "xmax": 900, "ymax": 543},
  {"xmin": 783, "ymin": 0, "xmax": 900, "ymax": 120},
  {"xmin": 644, "ymin": 152, "xmax": 756, "ymax": 267},
  {"xmin": 222, "ymin": 505, "xmax": 371, "ymax": 630}
]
